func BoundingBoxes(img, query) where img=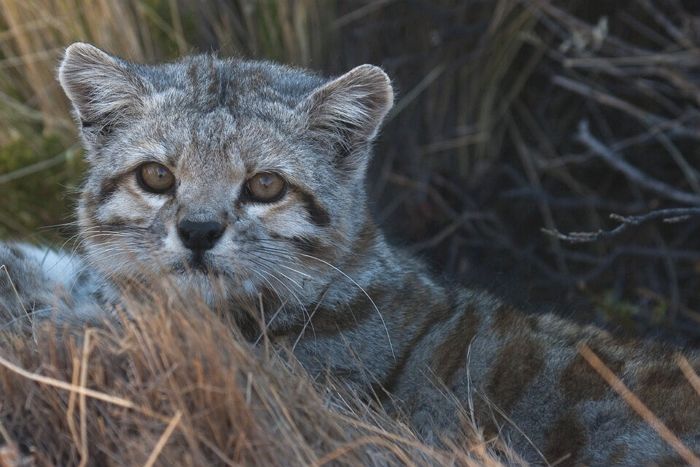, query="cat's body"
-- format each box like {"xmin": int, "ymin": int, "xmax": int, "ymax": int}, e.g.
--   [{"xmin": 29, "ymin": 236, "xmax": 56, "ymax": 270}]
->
[{"xmin": 1, "ymin": 43, "xmax": 698, "ymax": 465}]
